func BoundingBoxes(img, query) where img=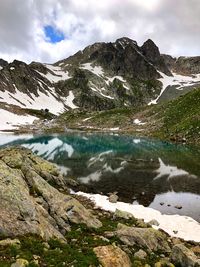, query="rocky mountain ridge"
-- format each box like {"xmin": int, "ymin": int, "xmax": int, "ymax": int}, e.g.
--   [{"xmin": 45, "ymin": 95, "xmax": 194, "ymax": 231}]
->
[{"xmin": 0, "ymin": 37, "xmax": 200, "ymax": 130}]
